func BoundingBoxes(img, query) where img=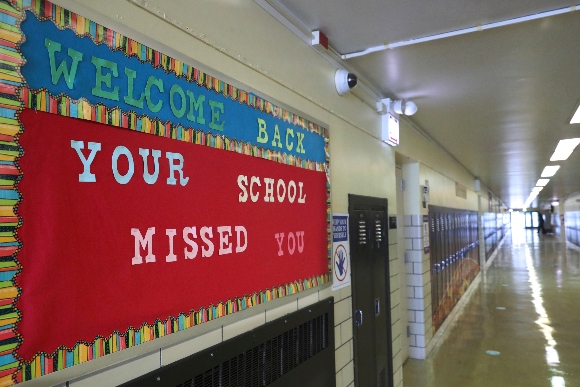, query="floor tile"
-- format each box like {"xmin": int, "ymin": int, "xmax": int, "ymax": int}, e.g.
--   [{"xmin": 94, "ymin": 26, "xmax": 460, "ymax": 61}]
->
[{"xmin": 404, "ymin": 229, "xmax": 580, "ymax": 387}]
